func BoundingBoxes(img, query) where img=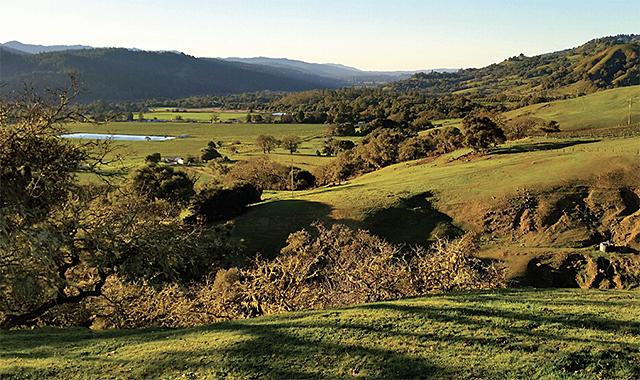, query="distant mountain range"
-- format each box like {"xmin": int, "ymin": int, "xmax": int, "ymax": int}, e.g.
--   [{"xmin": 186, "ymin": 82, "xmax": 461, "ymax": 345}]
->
[
  {"xmin": 0, "ymin": 41, "xmax": 454, "ymax": 101},
  {"xmin": 1, "ymin": 36, "xmax": 637, "ymax": 103},
  {"xmin": 0, "ymin": 45, "xmax": 345, "ymax": 102},
  {"xmin": 2, "ymin": 41, "xmax": 94, "ymax": 54},
  {"xmin": 221, "ymin": 57, "xmax": 457, "ymax": 83}
]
